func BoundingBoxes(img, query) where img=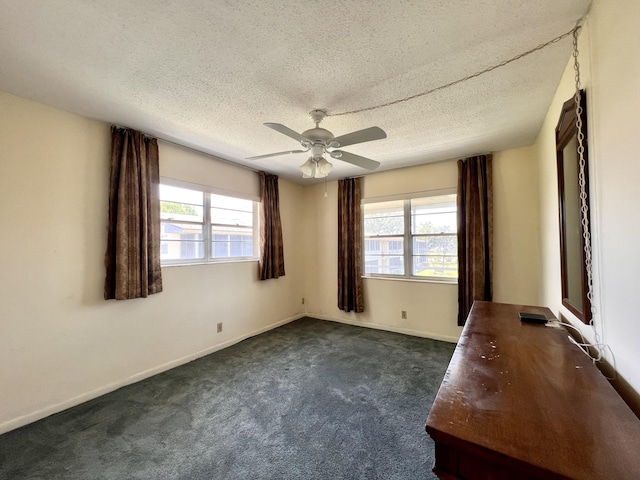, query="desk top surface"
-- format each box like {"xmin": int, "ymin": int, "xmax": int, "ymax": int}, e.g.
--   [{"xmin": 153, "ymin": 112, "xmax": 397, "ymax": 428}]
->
[{"xmin": 426, "ymin": 301, "xmax": 640, "ymax": 480}]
